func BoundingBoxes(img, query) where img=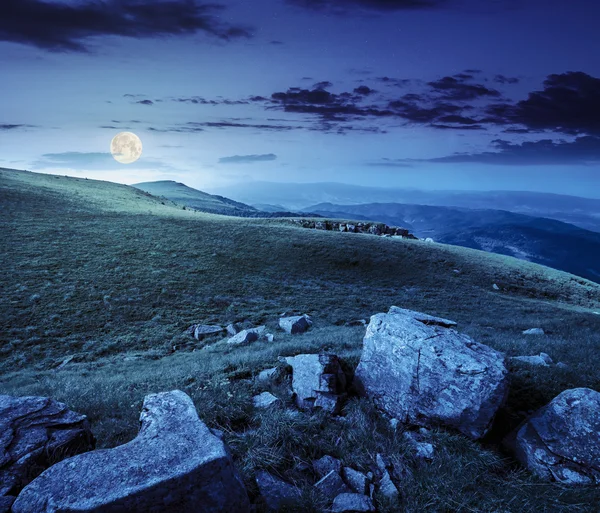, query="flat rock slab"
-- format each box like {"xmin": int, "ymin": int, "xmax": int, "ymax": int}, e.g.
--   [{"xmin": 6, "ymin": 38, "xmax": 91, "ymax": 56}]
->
[
  {"xmin": 355, "ymin": 308, "xmax": 508, "ymax": 440},
  {"xmin": 190, "ymin": 324, "xmax": 224, "ymax": 340},
  {"xmin": 253, "ymin": 392, "xmax": 280, "ymax": 409},
  {"xmin": 513, "ymin": 388, "xmax": 600, "ymax": 485},
  {"xmin": 279, "ymin": 315, "xmax": 313, "ymax": 334},
  {"xmin": 331, "ymin": 493, "xmax": 375, "ymax": 513},
  {"xmin": 388, "ymin": 306, "xmax": 457, "ymax": 328},
  {"xmin": 256, "ymin": 471, "xmax": 301, "ymax": 511},
  {"xmin": 0, "ymin": 395, "xmax": 93, "ymax": 501},
  {"xmin": 12, "ymin": 390, "xmax": 249, "ymax": 512}
]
